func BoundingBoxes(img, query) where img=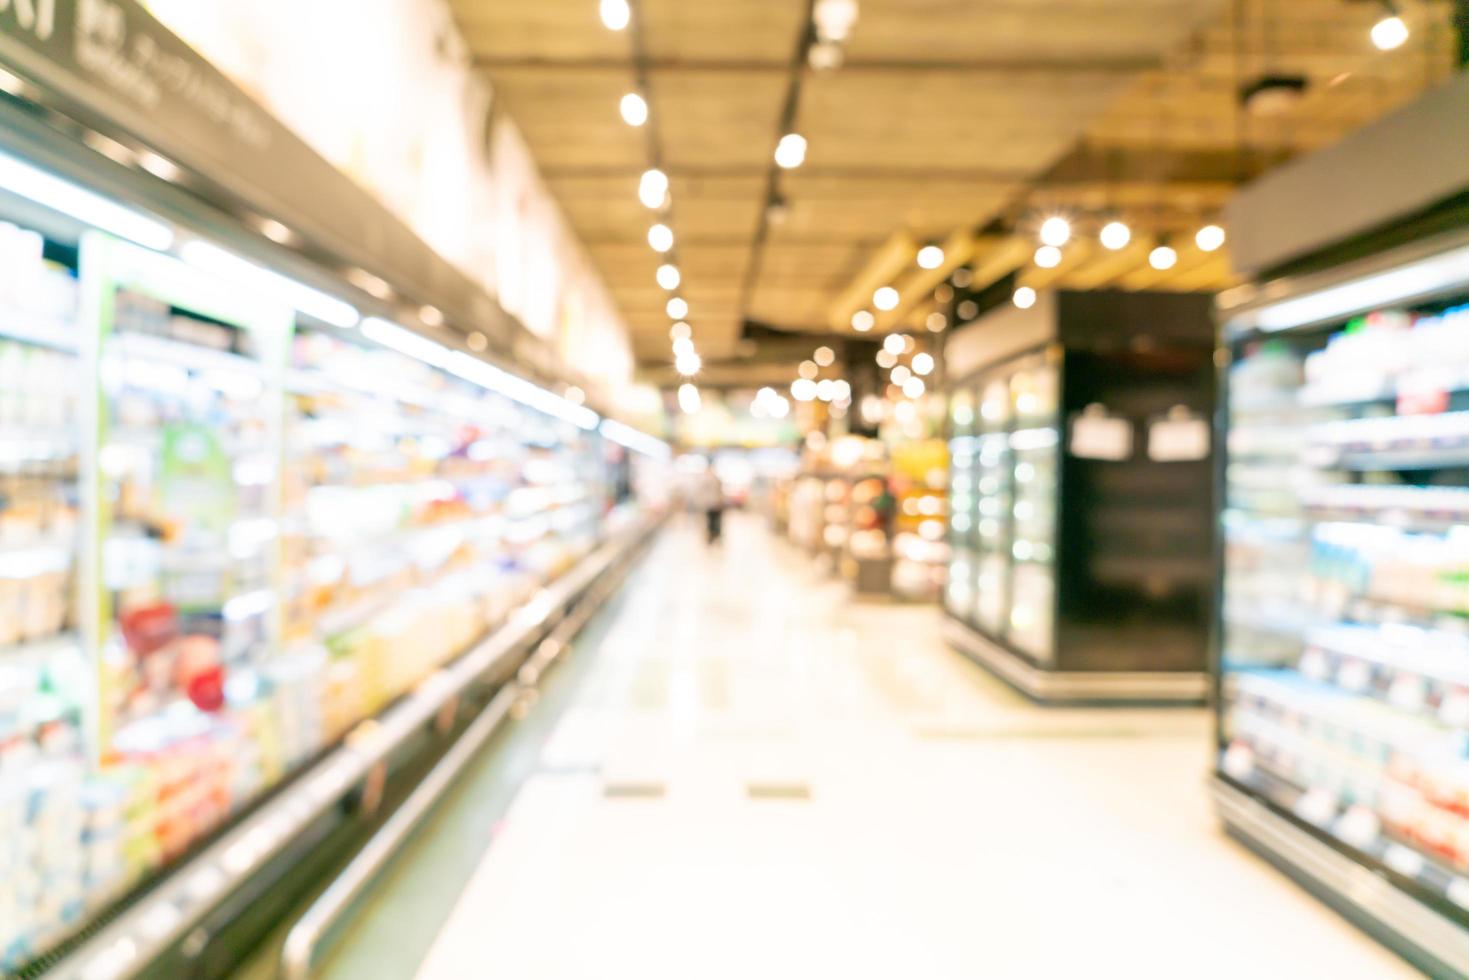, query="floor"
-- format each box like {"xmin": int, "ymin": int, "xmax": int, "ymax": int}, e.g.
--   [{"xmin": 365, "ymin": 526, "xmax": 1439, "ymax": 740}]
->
[{"xmin": 309, "ymin": 513, "xmax": 1416, "ymax": 980}]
